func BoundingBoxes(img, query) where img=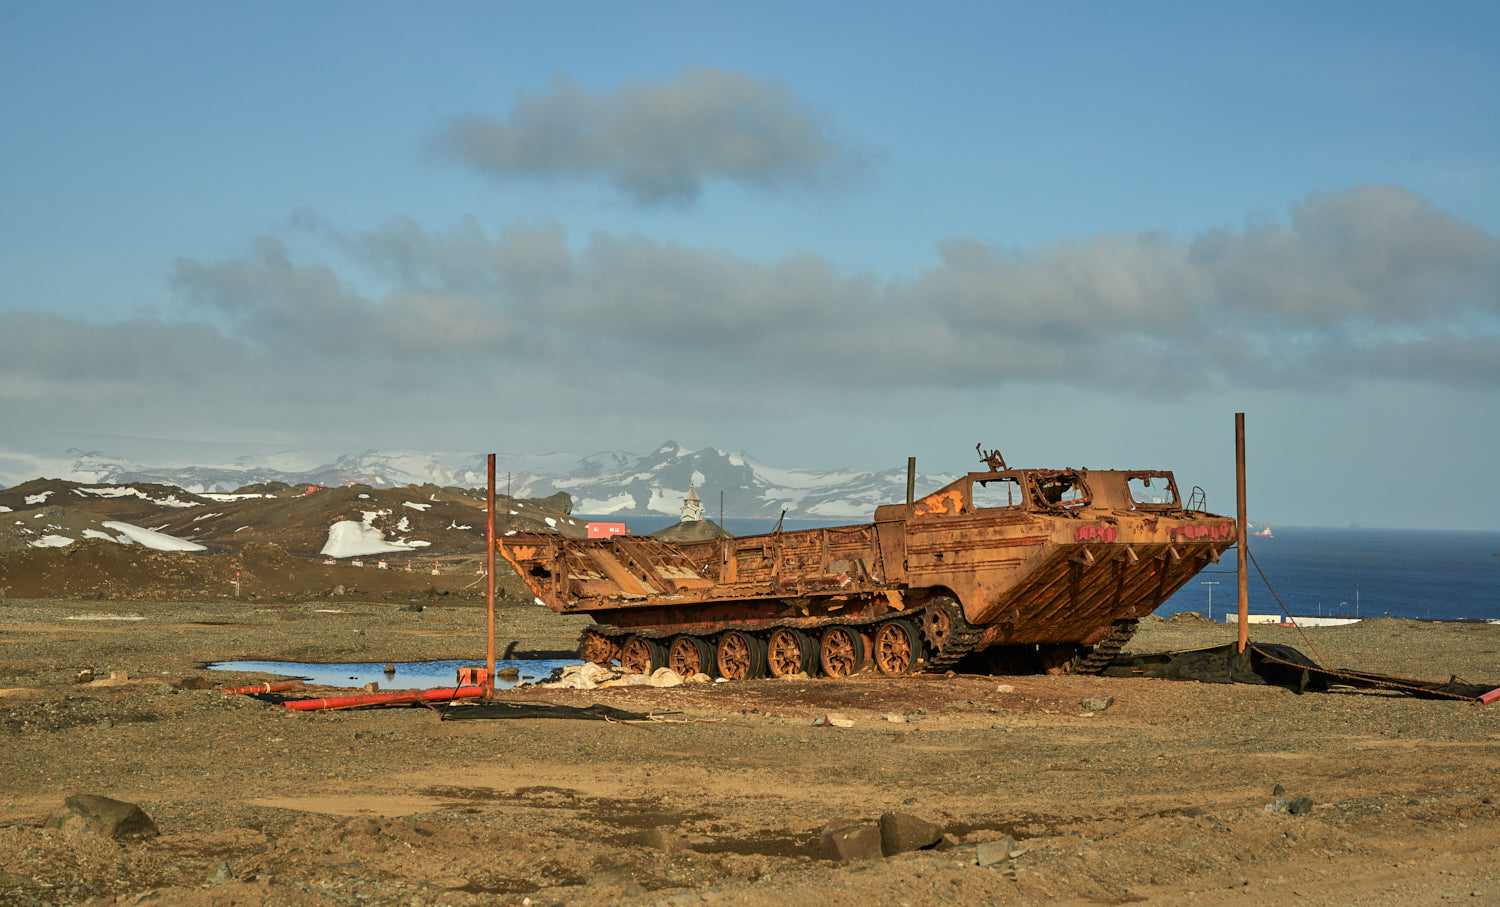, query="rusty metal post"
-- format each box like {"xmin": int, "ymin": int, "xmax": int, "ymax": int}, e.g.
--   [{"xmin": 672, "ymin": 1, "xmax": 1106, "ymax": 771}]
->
[
  {"xmin": 906, "ymin": 457, "xmax": 916, "ymax": 506},
  {"xmin": 486, "ymin": 453, "xmax": 497, "ymax": 697},
  {"xmin": 1235, "ymin": 414, "xmax": 1249, "ymax": 653}
]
